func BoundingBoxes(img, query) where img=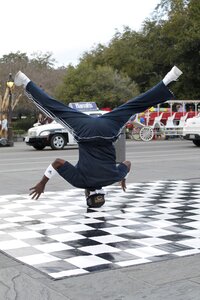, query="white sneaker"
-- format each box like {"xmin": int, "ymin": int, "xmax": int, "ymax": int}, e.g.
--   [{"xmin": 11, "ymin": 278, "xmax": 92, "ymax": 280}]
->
[
  {"xmin": 163, "ymin": 66, "xmax": 183, "ymax": 86},
  {"xmin": 14, "ymin": 71, "xmax": 30, "ymax": 87}
]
